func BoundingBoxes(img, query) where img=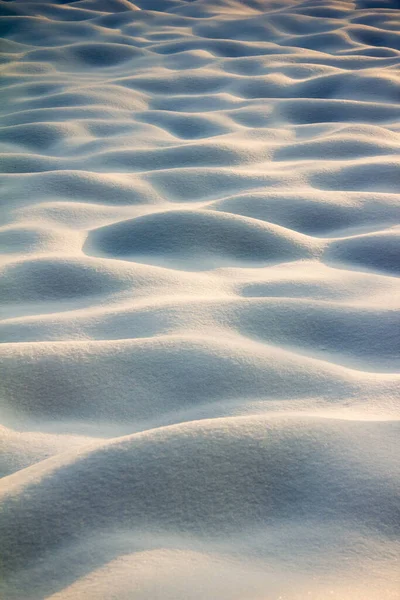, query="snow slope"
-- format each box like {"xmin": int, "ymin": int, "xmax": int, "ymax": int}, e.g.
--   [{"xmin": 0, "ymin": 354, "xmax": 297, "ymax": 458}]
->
[{"xmin": 0, "ymin": 0, "xmax": 399, "ymax": 598}]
